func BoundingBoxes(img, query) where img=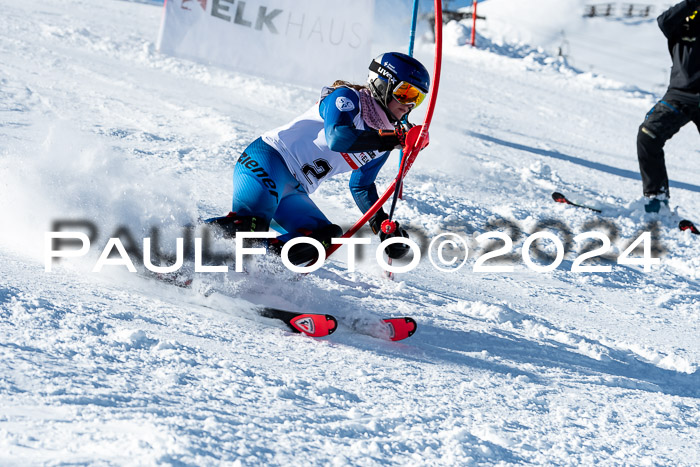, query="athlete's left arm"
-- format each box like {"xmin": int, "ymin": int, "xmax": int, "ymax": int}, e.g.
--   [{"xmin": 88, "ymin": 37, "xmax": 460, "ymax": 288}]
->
[{"xmin": 349, "ymin": 152, "xmax": 391, "ymax": 214}]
